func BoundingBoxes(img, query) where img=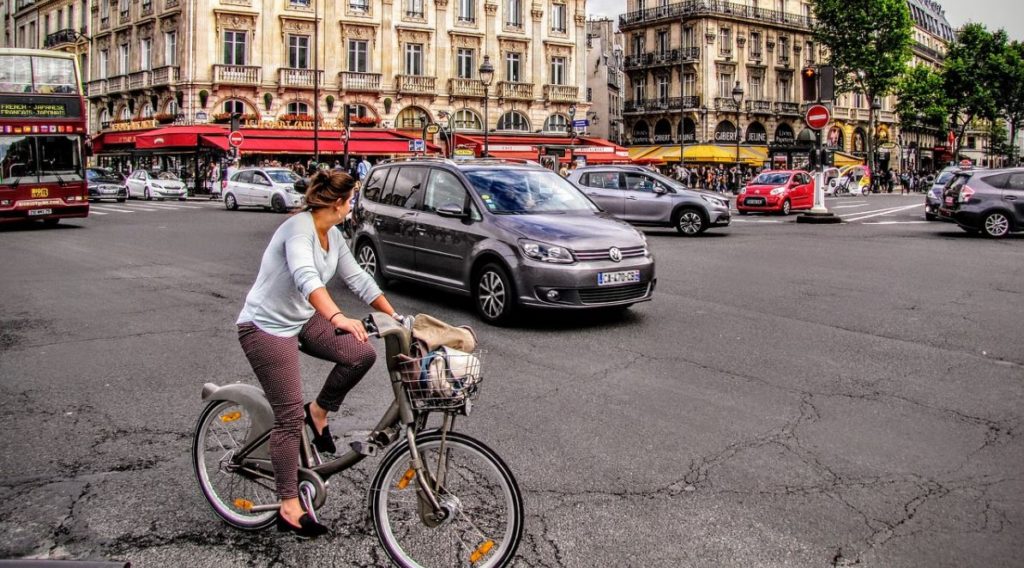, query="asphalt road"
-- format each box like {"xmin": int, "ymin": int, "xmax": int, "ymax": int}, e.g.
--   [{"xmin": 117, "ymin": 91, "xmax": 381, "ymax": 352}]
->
[{"xmin": 1, "ymin": 194, "xmax": 1021, "ymax": 567}]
